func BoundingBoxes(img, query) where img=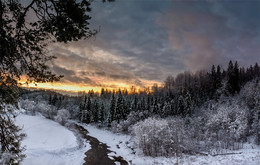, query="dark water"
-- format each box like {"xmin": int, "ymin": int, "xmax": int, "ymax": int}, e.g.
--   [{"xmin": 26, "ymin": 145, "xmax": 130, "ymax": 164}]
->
[{"xmin": 74, "ymin": 124, "xmax": 128, "ymax": 165}]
